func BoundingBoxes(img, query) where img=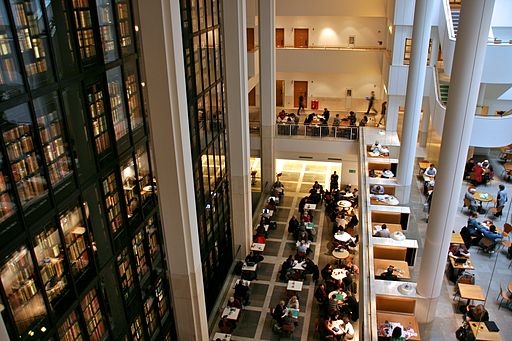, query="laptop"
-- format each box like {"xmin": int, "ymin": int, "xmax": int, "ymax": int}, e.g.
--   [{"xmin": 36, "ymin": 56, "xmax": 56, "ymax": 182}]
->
[
  {"xmin": 454, "ymin": 257, "xmax": 467, "ymax": 264},
  {"xmin": 484, "ymin": 321, "xmax": 499, "ymax": 332}
]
